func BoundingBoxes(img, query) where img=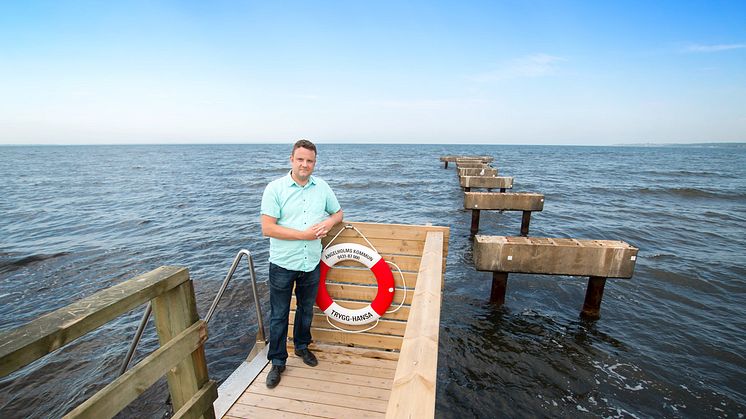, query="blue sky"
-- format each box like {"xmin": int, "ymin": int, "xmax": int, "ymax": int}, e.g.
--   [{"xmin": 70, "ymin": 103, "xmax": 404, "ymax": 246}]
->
[{"xmin": 1, "ymin": 1, "xmax": 744, "ymax": 144}]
